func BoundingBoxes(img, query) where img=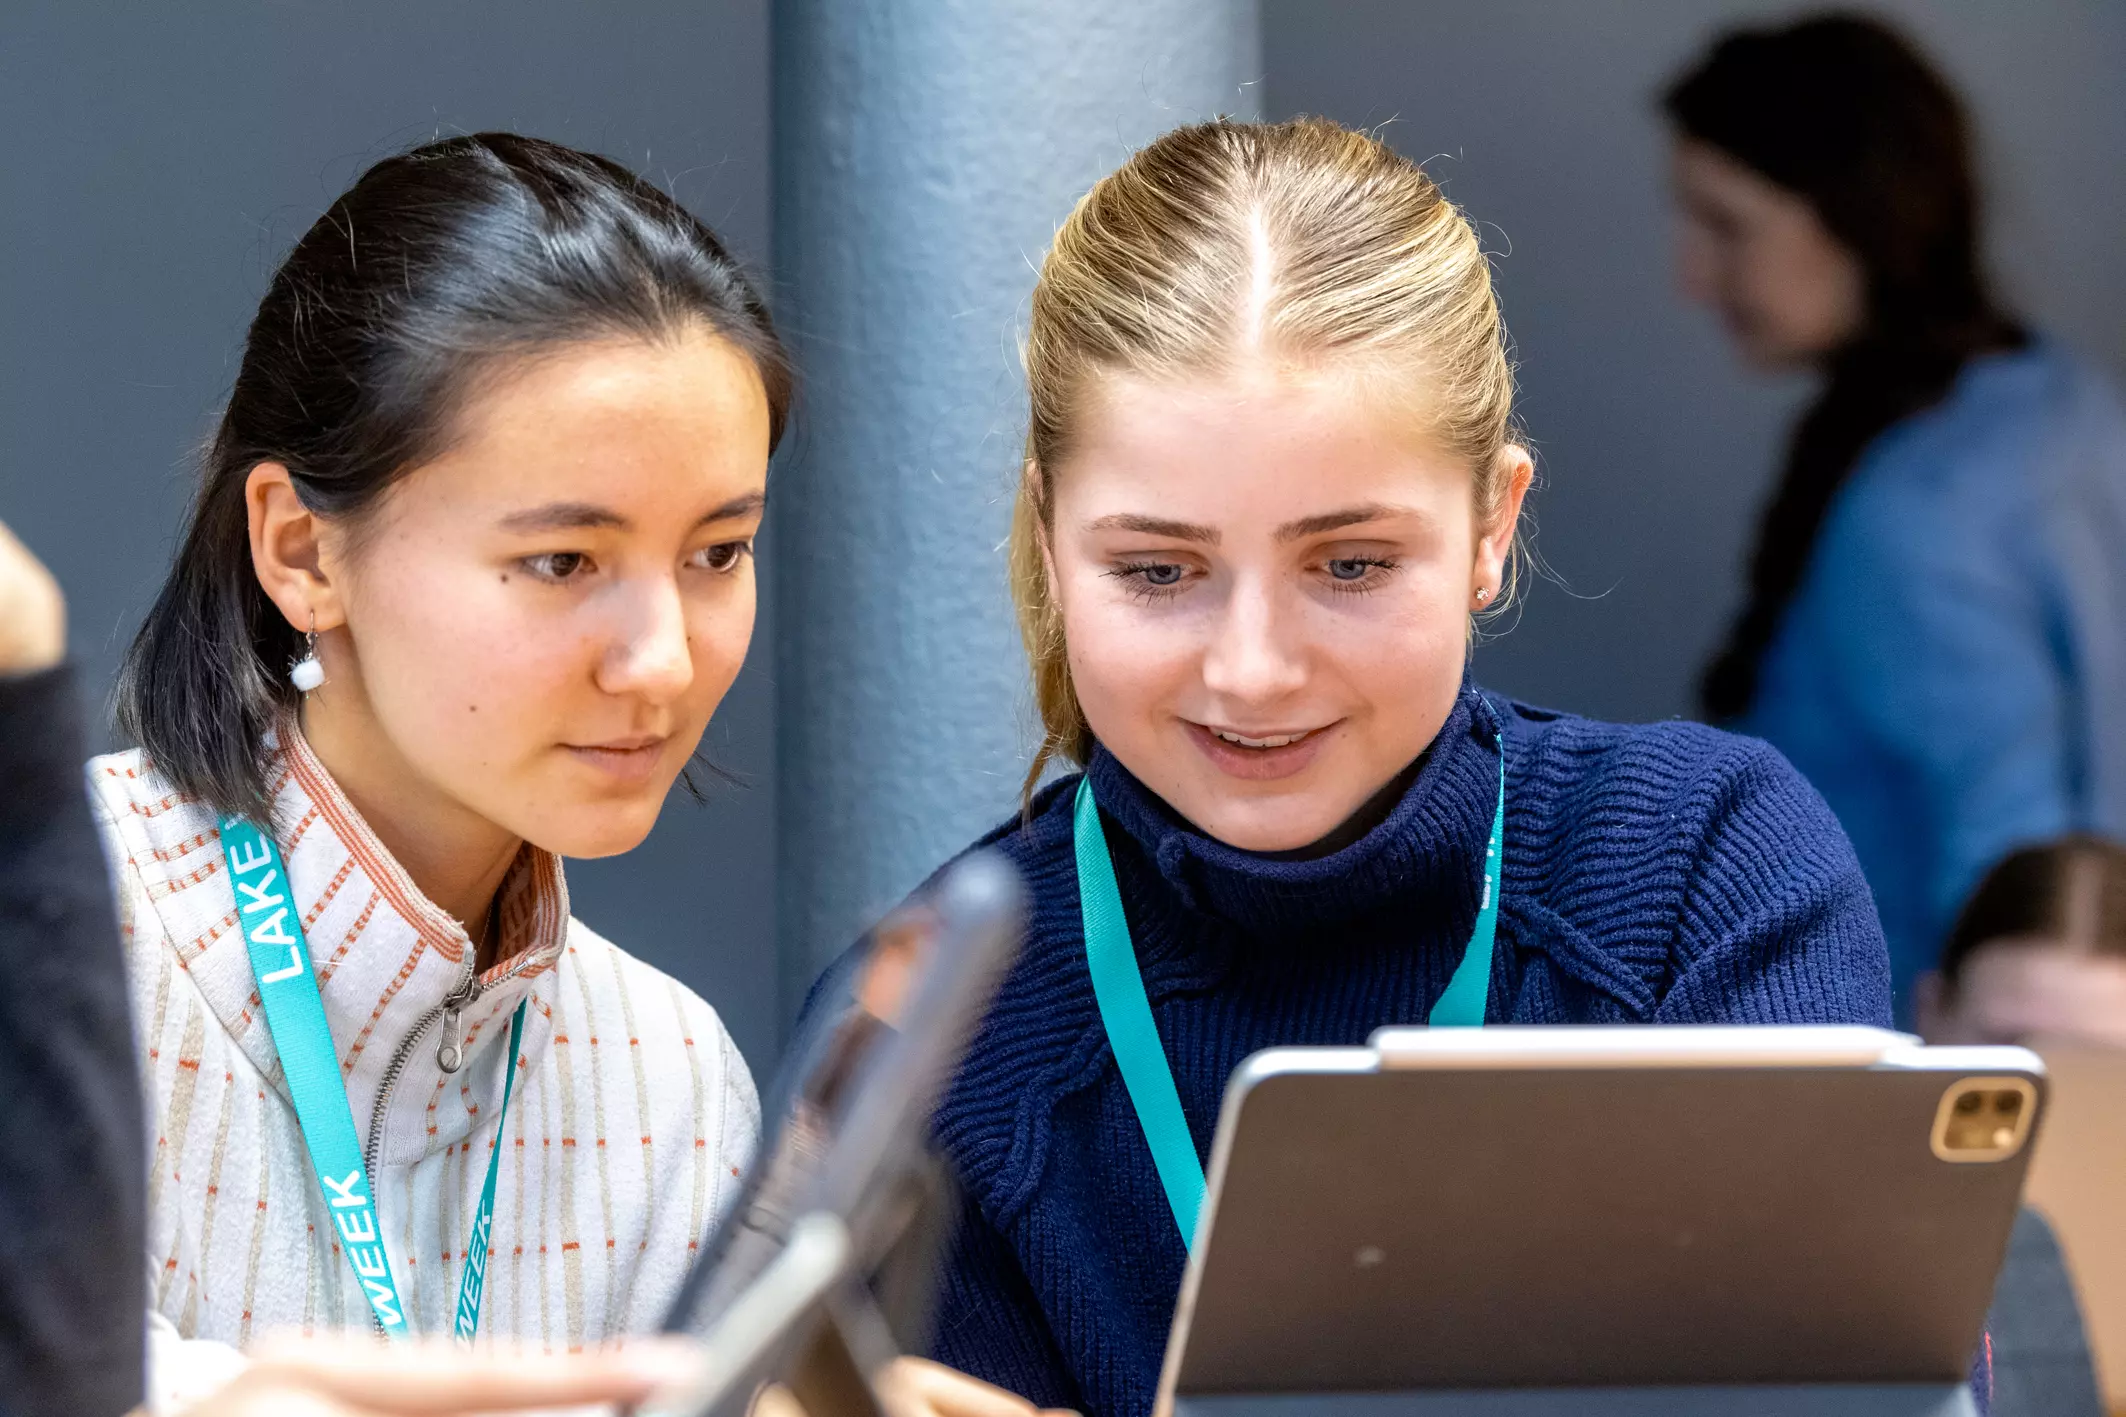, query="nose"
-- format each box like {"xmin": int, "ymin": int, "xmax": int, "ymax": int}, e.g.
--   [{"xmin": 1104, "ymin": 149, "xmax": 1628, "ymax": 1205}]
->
[
  {"xmin": 597, "ymin": 575, "xmax": 695, "ymax": 704},
  {"xmin": 1199, "ymin": 572, "xmax": 1309, "ymax": 708}
]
